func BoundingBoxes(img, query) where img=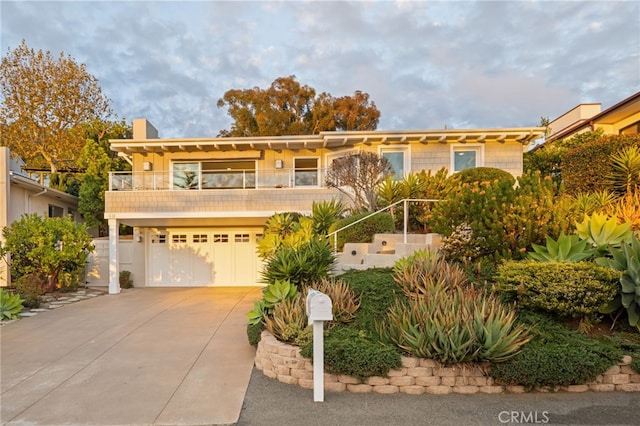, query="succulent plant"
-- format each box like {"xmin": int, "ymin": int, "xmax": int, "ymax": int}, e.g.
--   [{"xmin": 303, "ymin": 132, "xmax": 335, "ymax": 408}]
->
[
  {"xmin": 528, "ymin": 232, "xmax": 594, "ymax": 262},
  {"xmin": 0, "ymin": 289, "xmax": 25, "ymax": 321}
]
